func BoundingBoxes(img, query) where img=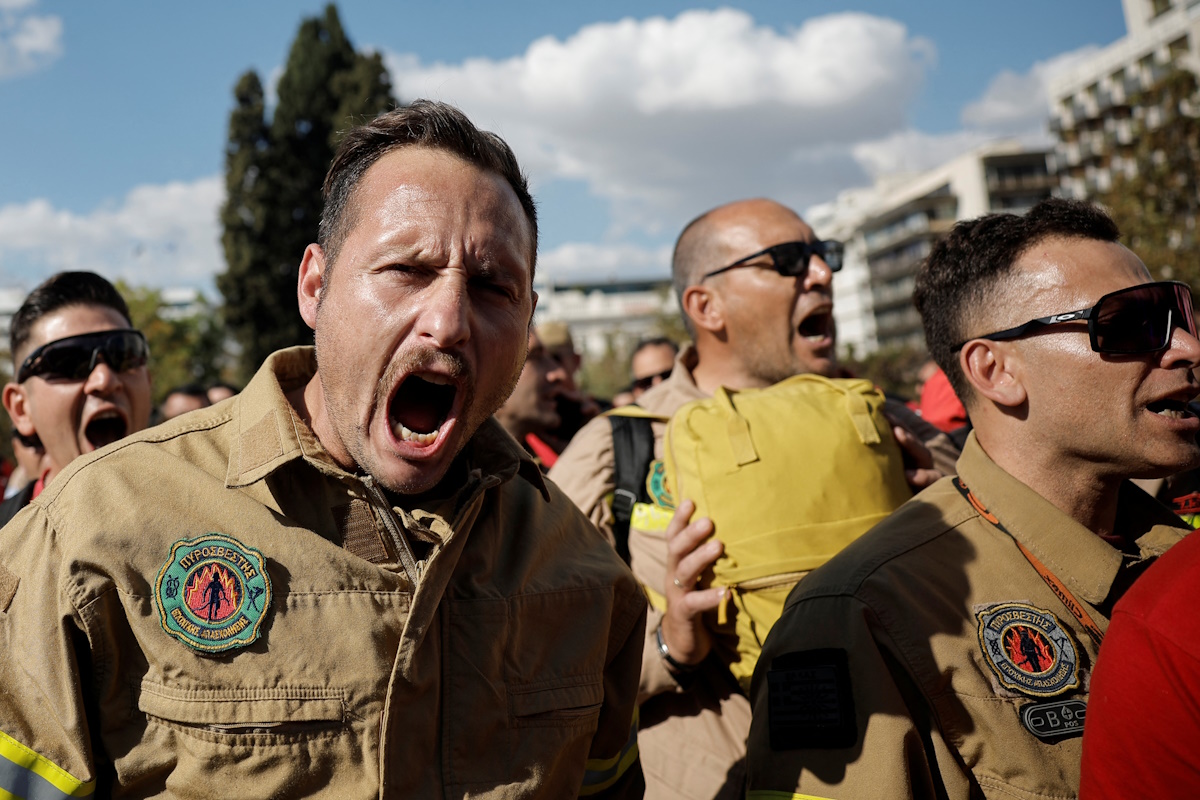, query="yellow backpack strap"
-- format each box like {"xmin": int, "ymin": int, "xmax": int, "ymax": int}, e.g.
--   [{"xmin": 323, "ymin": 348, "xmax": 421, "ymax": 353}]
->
[
  {"xmin": 604, "ymin": 405, "xmax": 667, "ymax": 421},
  {"xmin": 713, "ymin": 386, "xmax": 759, "ymax": 467},
  {"xmin": 805, "ymin": 375, "xmax": 882, "ymax": 445}
]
